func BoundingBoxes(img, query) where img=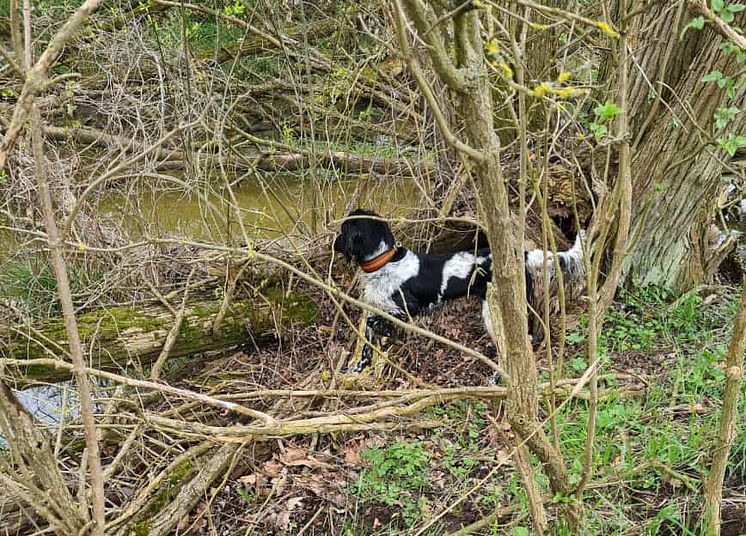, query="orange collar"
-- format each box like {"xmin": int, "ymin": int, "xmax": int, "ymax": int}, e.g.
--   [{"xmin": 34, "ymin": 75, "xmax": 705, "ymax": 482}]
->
[{"xmin": 359, "ymin": 247, "xmax": 397, "ymax": 273}]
